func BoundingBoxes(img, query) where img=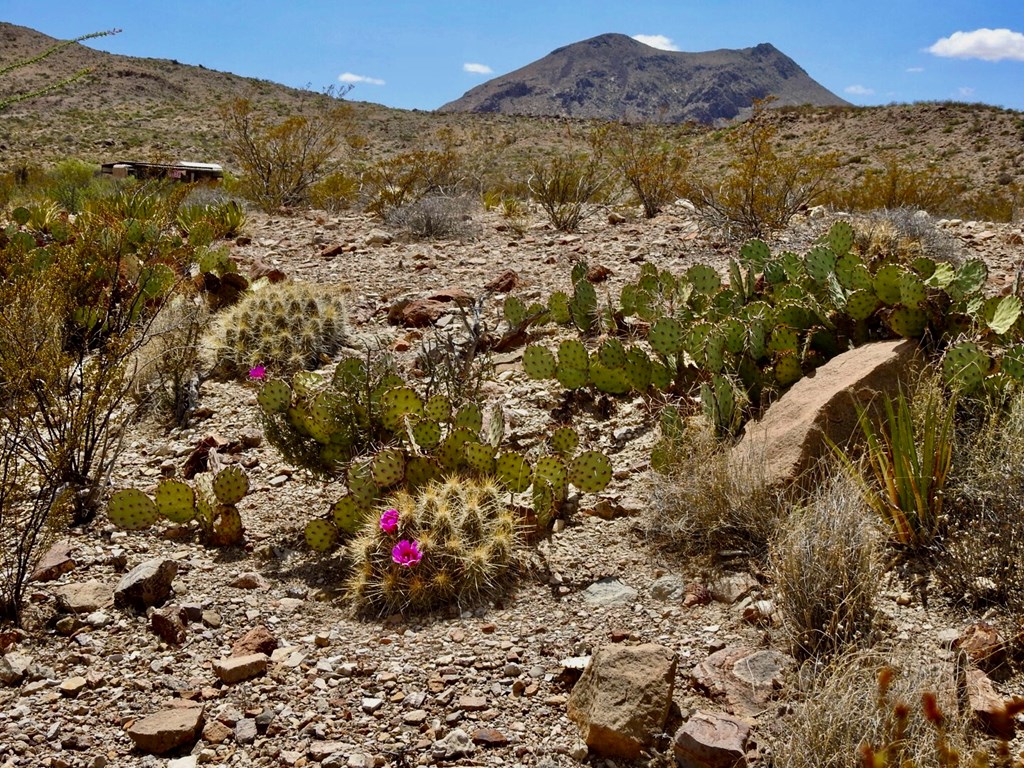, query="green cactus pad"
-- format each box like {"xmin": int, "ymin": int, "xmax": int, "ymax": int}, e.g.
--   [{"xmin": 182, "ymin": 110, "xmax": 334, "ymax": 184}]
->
[
  {"xmin": 718, "ymin": 318, "xmax": 746, "ymax": 355},
  {"xmin": 773, "ymin": 304, "xmax": 810, "ymax": 330},
  {"xmin": 774, "ymin": 355, "xmax": 803, "ymax": 387},
  {"xmin": 331, "ymin": 495, "xmax": 367, "ymax": 533},
  {"xmin": 107, "ymin": 488, "xmax": 159, "ymax": 531},
  {"xmin": 411, "ymin": 418, "xmax": 443, "ymax": 451},
  {"xmin": 346, "ymin": 463, "xmax": 379, "ymax": 507},
  {"xmin": 872, "ymin": 265, "xmax": 904, "ymax": 305},
  {"xmin": 598, "ymin": 338, "xmax": 629, "ymax": 369},
  {"xmin": 424, "ymin": 394, "xmax": 452, "ymax": 422},
  {"xmin": 550, "ymin": 426, "xmax": 580, "ymax": 456},
  {"xmin": 845, "ymin": 289, "xmax": 879, "ymax": 322},
  {"xmin": 405, "ymin": 455, "xmax": 442, "ymax": 490},
  {"xmin": 739, "ymin": 239, "xmax": 771, "ymax": 269},
  {"xmin": 371, "ymin": 447, "xmax": 406, "ymax": 488},
  {"xmin": 898, "ymin": 272, "xmax": 928, "ymax": 309},
  {"xmin": 887, "ymin": 306, "xmax": 927, "ymax": 338},
  {"xmin": 154, "ymin": 480, "xmax": 196, "ymax": 524},
  {"xmin": 437, "ymin": 428, "xmax": 474, "ymax": 471},
  {"xmin": 703, "ymin": 333, "xmax": 726, "ymax": 373},
  {"xmin": 625, "ymin": 347, "xmax": 652, "ymax": 391},
  {"xmin": 291, "ymin": 370, "xmax": 324, "ymax": 399},
  {"xmin": 463, "ymin": 441, "xmax": 497, "ymax": 474},
  {"xmin": 986, "ymin": 295, "xmax": 1022, "ymax": 335},
  {"xmin": 650, "ymin": 361, "xmax": 674, "ymax": 390},
  {"xmin": 454, "ymin": 403, "xmax": 483, "ymax": 433},
  {"xmin": 257, "ymin": 380, "xmax": 292, "ymax": 414},
  {"xmin": 747, "ymin": 318, "xmax": 767, "ymax": 360},
  {"xmin": 332, "ymin": 357, "xmax": 366, "ymax": 389},
  {"xmin": 532, "ymin": 480, "xmax": 556, "ymax": 530},
  {"xmin": 924, "ymin": 261, "xmax": 954, "ymax": 288},
  {"xmin": 523, "ymin": 345, "xmax": 557, "ymax": 380},
  {"xmin": 305, "ymin": 519, "xmax": 339, "ymax": 552},
  {"xmin": 503, "ymin": 295, "xmax": 527, "ymax": 328},
  {"xmin": 496, "ymin": 452, "xmax": 533, "ymax": 493},
  {"xmin": 590, "ymin": 361, "xmax": 632, "ymax": 394},
  {"xmin": 1000, "ymin": 344, "xmax": 1024, "ymax": 381},
  {"xmin": 768, "ymin": 327, "xmax": 800, "ymax": 354},
  {"xmin": 649, "ymin": 317, "xmax": 684, "ymax": 358},
  {"xmin": 827, "ymin": 221, "xmax": 854, "ymax": 256},
  {"xmin": 762, "ymin": 258, "xmax": 788, "ymax": 285},
  {"xmin": 547, "ymin": 291, "xmax": 572, "ymax": 324},
  {"xmin": 568, "ymin": 451, "xmax": 612, "ymax": 494},
  {"xmin": 211, "ymin": 505, "xmax": 244, "ymax": 546},
  {"xmin": 687, "ymin": 264, "xmax": 721, "ymax": 295},
  {"xmin": 804, "ymin": 246, "xmax": 836, "ymax": 284},
  {"xmin": 951, "ymin": 259, "xmax": 988, "ymax": 297},
  {"xmin": 533, "ymin": 455, "xmax": 568, "ymax": 501},
  {"xmin": 570, "ymin": 281, "xmax": 598, "ymax": 331},
  {"xmin": 212, "ymin": 466, "xmax": 249, "ymax": 505},
  {"xmin": 380, "ymin": 386, "xmax": 424, "ymax": 431},
  {"xmin": 836, "ymin": 253, "xmax": 872, "ymax": 292},
  {"xmin": 942, "ymin": 341, "xmax": 990, "ymax": 392},
  {"xmin": 139, "ymin": 263, "xmax": 176, "ymax": 299},
  {"xmin": 558, "ymin": 339, "xmax": 589, "ymax": 370},
  {"xmin": 484, "ymin": 404, "xmax": 504, "ymax": 448}
]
